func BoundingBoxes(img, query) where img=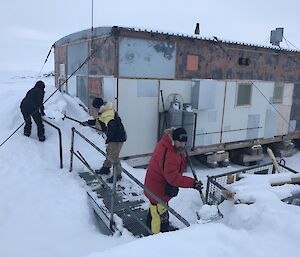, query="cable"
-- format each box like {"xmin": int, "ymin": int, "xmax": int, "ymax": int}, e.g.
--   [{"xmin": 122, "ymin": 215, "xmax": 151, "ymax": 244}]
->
[
  {"xmin": 211, "ymin": 39, "xmax": 296, "ymax": 131},
  {"xmin": 283, "ymin": 37, "xmax": 292, "ymax": 49},
  {"xmin": 213, "ymin": 36, "xmax": 231, "ymax": 58},
  {"xmin": 283, "ymin": 36, "xmax": 300, "ymax": 51},
  {"xmin": 0, "ymin": 44, "xmax": 55, "ymax": 148},
  {"xmin": 0, "ymin": 34, "xmax": 112, "ymax": 149},
  {"xmin": 250, "ymin": 81, "xmax": 293, "ymax": 130},
  {"xmin": 36, "ymin": 44, "xmax": 55, "ymax": 78}
]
